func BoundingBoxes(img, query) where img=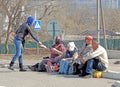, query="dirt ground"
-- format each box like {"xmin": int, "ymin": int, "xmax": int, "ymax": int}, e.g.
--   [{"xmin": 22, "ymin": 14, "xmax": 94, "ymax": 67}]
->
[{"xmin": 0, "ymin": 48, "xmax": 50, "ymax": 60}]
